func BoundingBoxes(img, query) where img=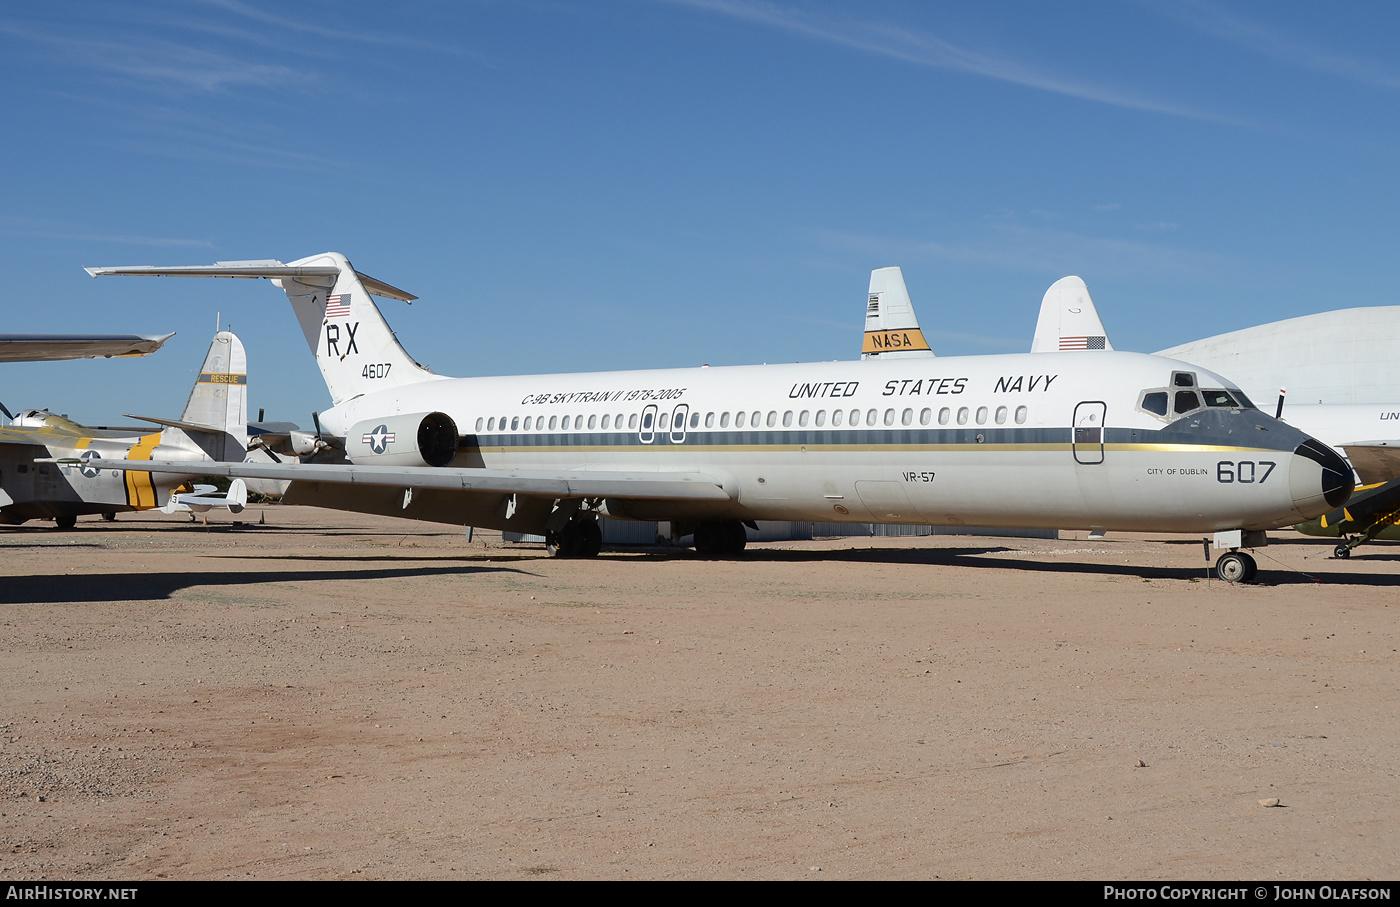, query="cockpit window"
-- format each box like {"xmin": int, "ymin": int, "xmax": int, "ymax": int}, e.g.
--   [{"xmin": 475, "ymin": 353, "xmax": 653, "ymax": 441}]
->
[
  {"xmin": 1141, "ymin": 392, "xmax": 1168, "ymax": 417},
  {"xmin": 1201, "ymin": 389, "xmax": 1239, "ymax": 408},
  {"xmin": 1172, "ymin": 371, "xmax": 1197, "ymax": 388},
  {"xmin": 1174, "ymin": 391, "xmax": 1200, "ymax": 414}
]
